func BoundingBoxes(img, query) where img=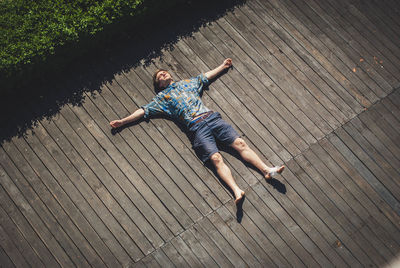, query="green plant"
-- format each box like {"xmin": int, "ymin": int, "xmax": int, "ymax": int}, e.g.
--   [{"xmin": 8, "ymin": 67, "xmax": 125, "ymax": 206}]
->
[{"xmin": 0, "ymin": 0, "xmax": 184, "ymax": 91}]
